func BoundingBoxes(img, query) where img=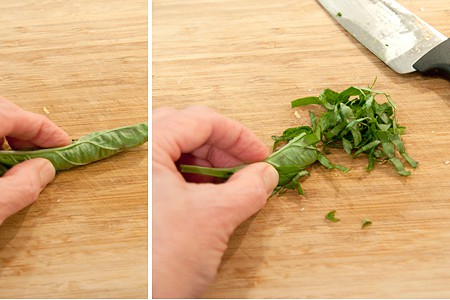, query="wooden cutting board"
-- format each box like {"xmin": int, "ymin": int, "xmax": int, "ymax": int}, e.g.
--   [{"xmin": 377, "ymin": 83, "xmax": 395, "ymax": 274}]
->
[
  {"xmin": 153, "ymin": 0, "xmax": 450, "ymax": 298},
  {"xmin": 0, "ymin": 1, "xmax": 148, "ymax": 298}
]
